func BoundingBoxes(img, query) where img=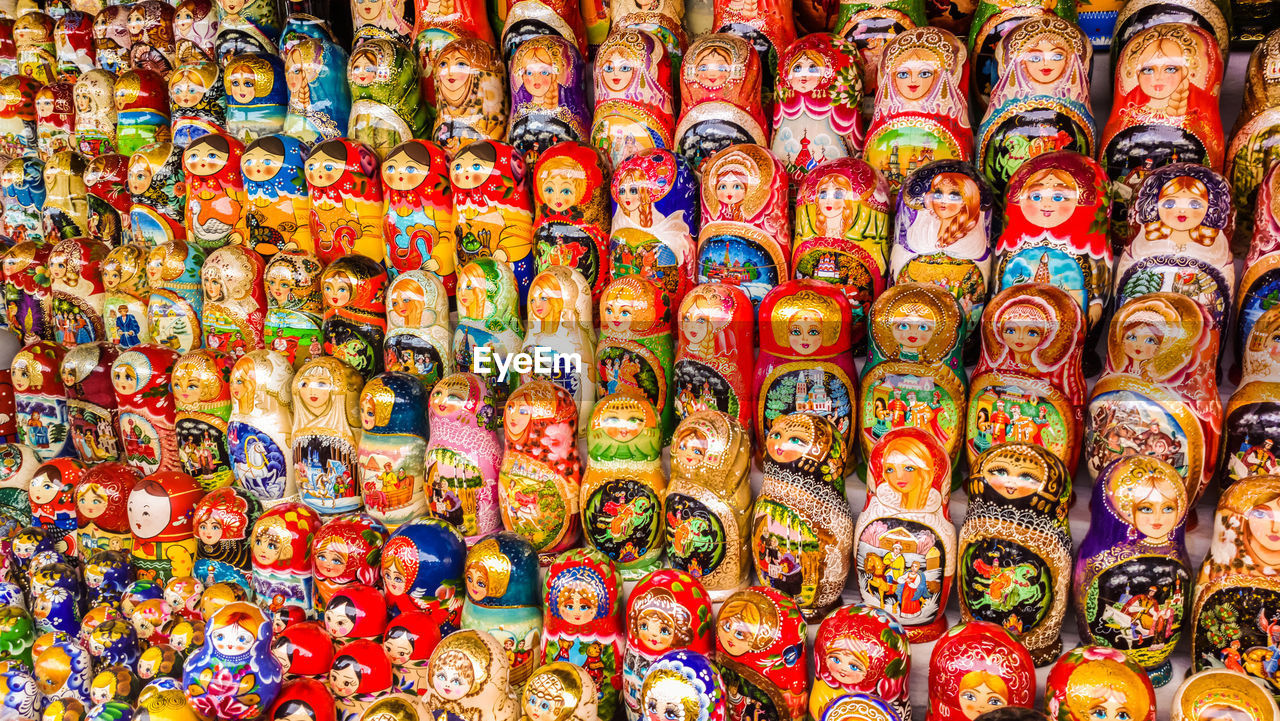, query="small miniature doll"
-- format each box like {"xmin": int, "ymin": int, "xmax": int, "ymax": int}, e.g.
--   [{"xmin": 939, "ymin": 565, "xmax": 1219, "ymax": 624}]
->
[{"xmin": 181, "ymin": 601, "xmax": 283, "ymax": 721}]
